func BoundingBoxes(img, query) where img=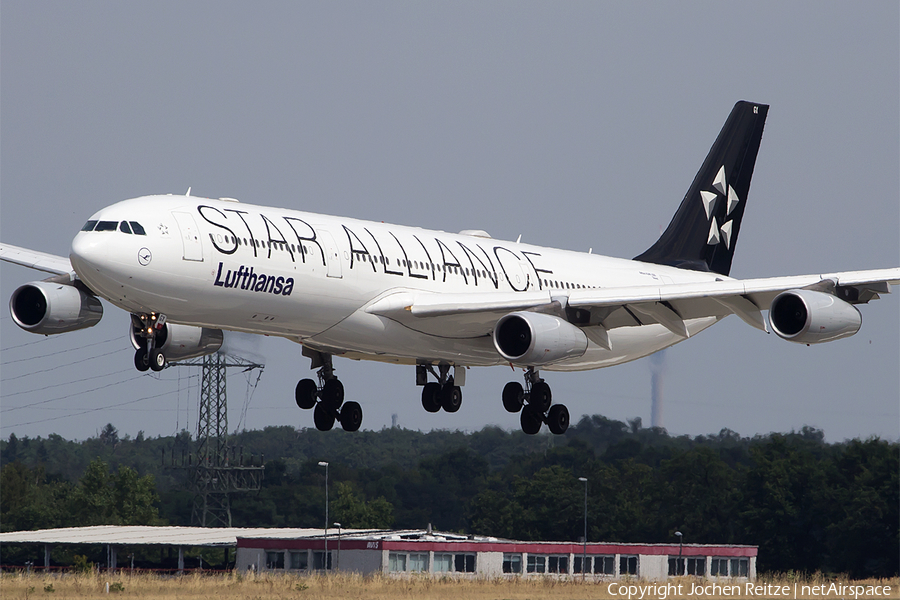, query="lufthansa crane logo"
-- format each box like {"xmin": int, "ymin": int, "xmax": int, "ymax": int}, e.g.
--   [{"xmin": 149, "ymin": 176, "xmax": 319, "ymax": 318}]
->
[{"xmin": 138, "ymin": 248, "xmax": 152, "ymax": 266}]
